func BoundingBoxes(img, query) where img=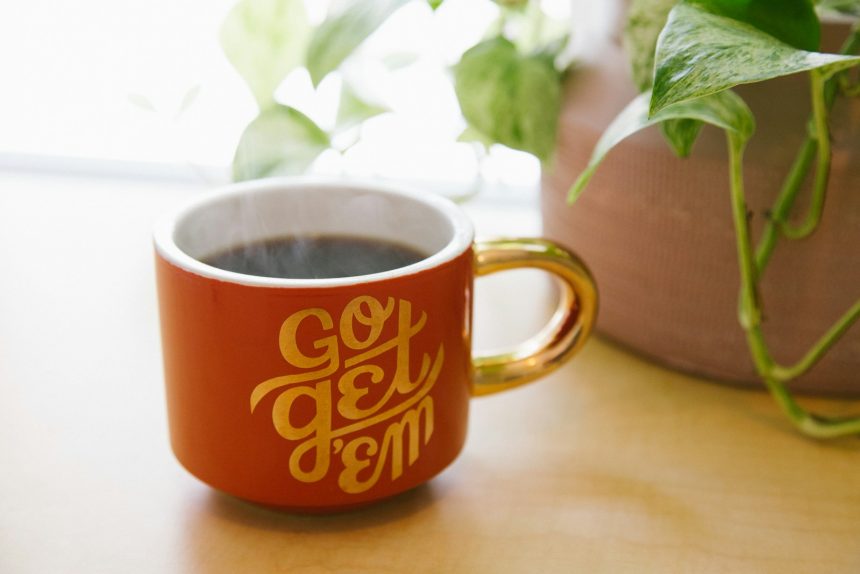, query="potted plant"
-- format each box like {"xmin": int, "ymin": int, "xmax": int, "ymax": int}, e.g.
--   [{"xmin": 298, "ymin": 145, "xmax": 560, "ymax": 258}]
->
[
  {"xmin": 549, "ymin": 0, "xmax": 860, "ymax": 438},
  {"xmin": 218, "ymin": 0, "xmax": 860, "ymax": 437}
]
